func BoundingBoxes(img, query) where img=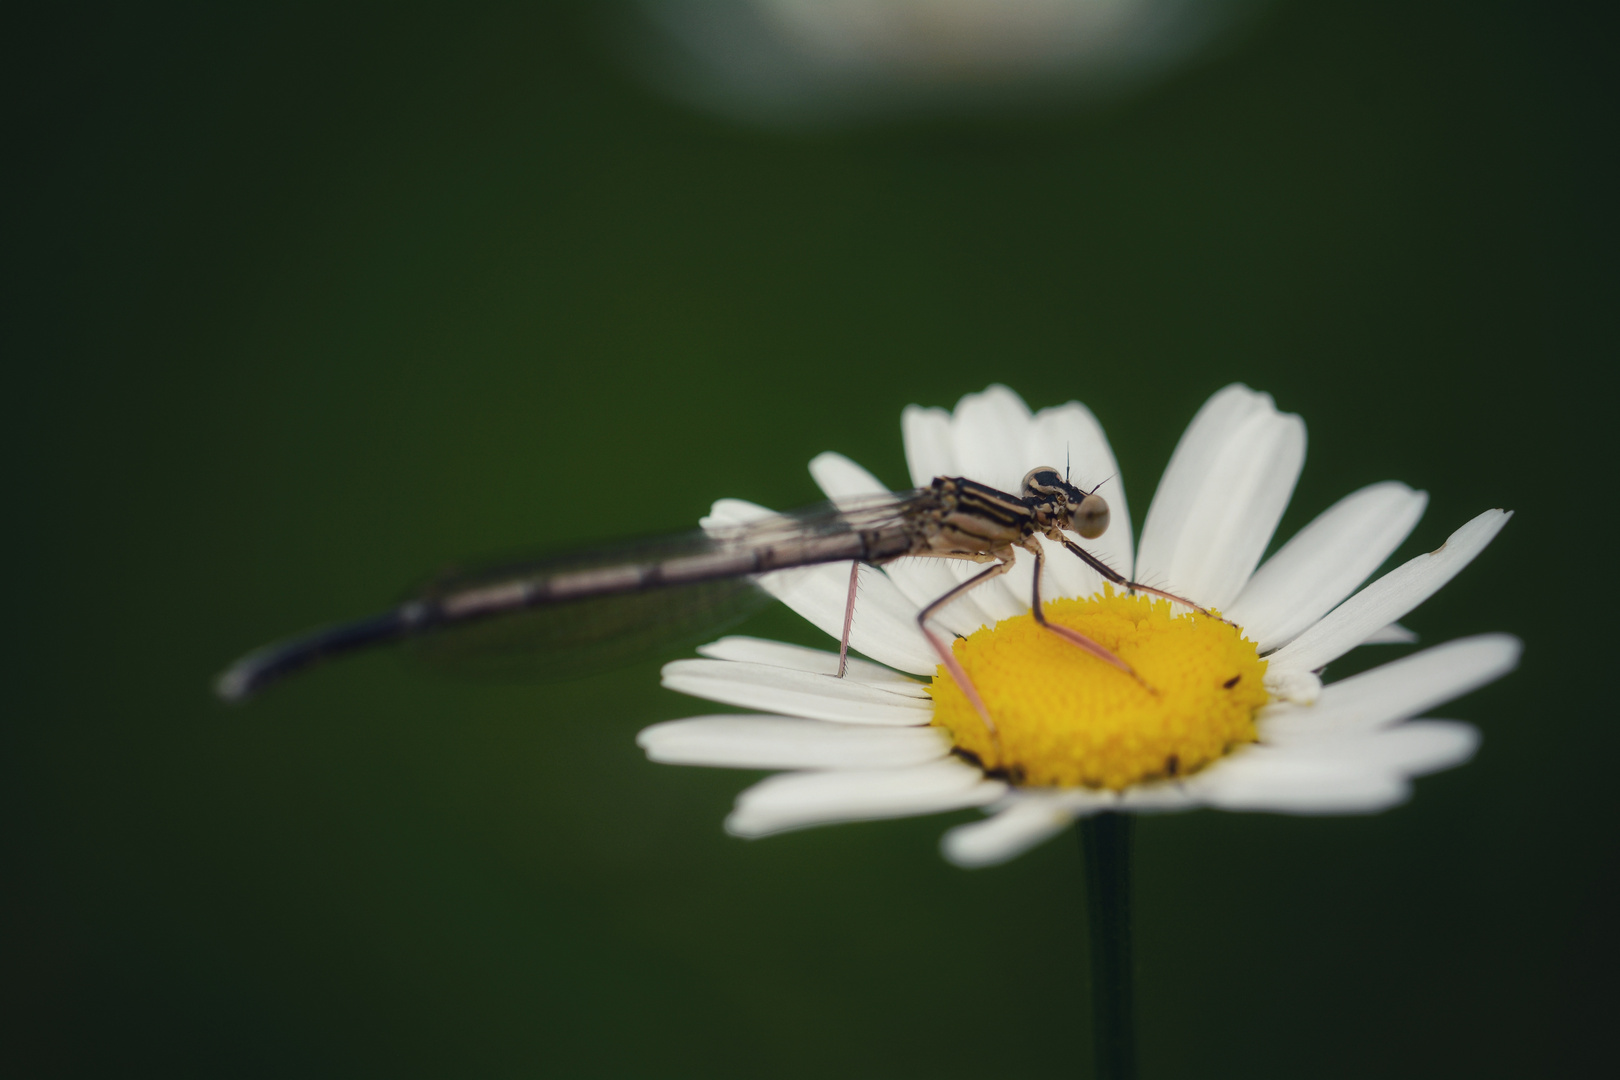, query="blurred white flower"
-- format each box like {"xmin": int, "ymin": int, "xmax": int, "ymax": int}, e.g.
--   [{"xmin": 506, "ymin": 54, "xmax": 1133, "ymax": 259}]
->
[{"xmin": 627, "ymin": 0, "xmax": 1263, "ymax": 124}]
